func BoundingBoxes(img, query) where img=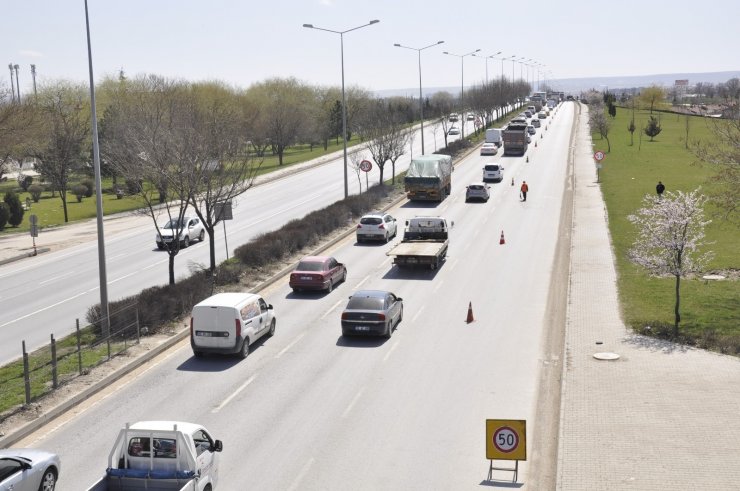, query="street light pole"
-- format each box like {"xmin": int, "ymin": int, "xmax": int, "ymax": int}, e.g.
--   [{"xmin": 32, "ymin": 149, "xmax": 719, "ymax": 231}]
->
[
  {"xmin": 472, "ymin": 51, "xmax": 500, "ymax": 85},
  {"xmin": 394, "ymin": 40, "xmax": 444, "ymax": 155},
  {"xmin": 8, "ymin": 64, "xmax": 15, "ymax": 102},
  {"xmin": 443, "ymin": 48, "xmax": 480, "ymax": 139},
  {"xmin": 13, "ymin": 64, "xmax": 20, "ymax": 102},
  {"xmin": 303, "ymin": 20, "xmax": 380, "ymax": 198},
  {"xmin": 84, "ymin": 0, "xmax": 110, "ymax": 337},
  {"xmin": 30, "ymin": 64, "xmax": 37, "ymax": 99}
]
